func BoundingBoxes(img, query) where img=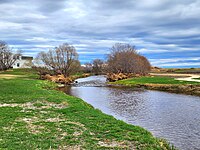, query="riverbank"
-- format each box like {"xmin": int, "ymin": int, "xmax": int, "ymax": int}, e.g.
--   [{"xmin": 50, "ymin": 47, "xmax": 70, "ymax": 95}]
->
[
  {"xmin": 0, "ymin": 69, "xmax": 175, "ymax": 149},
  {"xmin": 109, "ymin": 76, "xmax": 200, "ymax": 96}
]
